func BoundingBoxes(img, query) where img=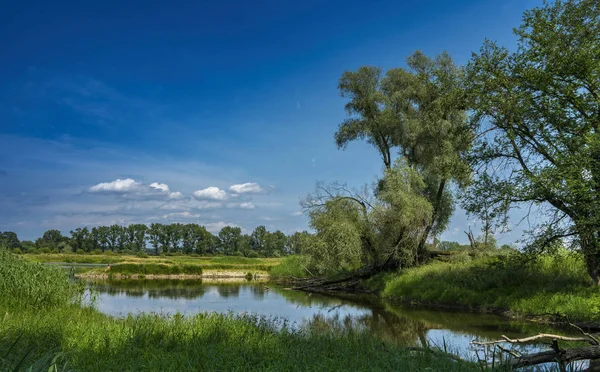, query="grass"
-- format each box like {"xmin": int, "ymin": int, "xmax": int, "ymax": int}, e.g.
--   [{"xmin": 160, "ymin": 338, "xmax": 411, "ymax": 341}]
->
[
  {"xmin": 107, "ymin": 262, "xmax": 203, "ymax": 275},
  {"xmin": 0, "ymin": 250, "xmax": 479, "ymax": 371},
  {"xmin": 383, "ymin": 251, "xmax": 600, "ymax": 322},
  {"xmin": 268, "ymin": 255, "xmax": 315, "ymax": 278},
  {"xmin": 24, "ymin": 253, "xmax": 281, "ymax": 275},
  {"xmin": 0, "ymin": 250, "xmax": 85, "ymax": 310}
]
